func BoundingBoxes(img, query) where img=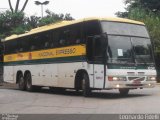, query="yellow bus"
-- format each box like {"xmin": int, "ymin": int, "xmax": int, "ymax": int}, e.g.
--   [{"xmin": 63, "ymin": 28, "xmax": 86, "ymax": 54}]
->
[{"xmin": 2, "ymin": 17, "xmax": 156, "ymax": 96}]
